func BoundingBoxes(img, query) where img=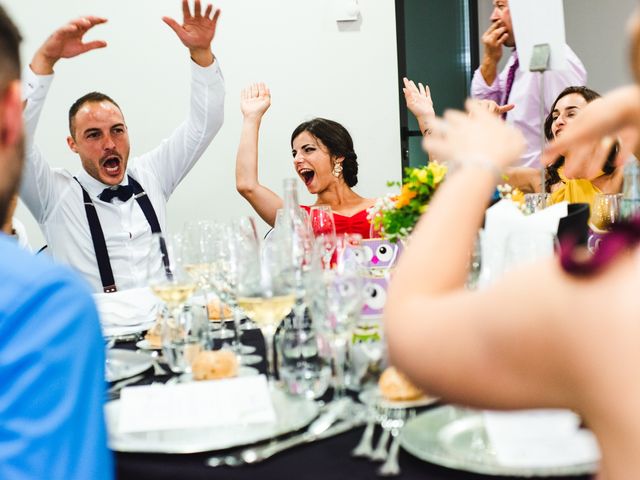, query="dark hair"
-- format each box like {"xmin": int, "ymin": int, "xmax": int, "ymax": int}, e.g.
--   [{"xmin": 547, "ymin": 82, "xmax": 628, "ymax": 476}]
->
[
  {"xmin": 544, "ymin": 86, "xmax": 617, "ymax": 189},
  {"xmin": 291, "ymin": 118, "xmax": 359, "ymax": 187},
  {"xmin": 0, "ymin": 6, "xmax": 21, "ymax": 229},
  {"xmin": 0, "ymin": 6, "xmax": 21, "ymax": 87},
  {"xmin": 68, "ymin": 91, "xmax": 122, "ymax": 137}
]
